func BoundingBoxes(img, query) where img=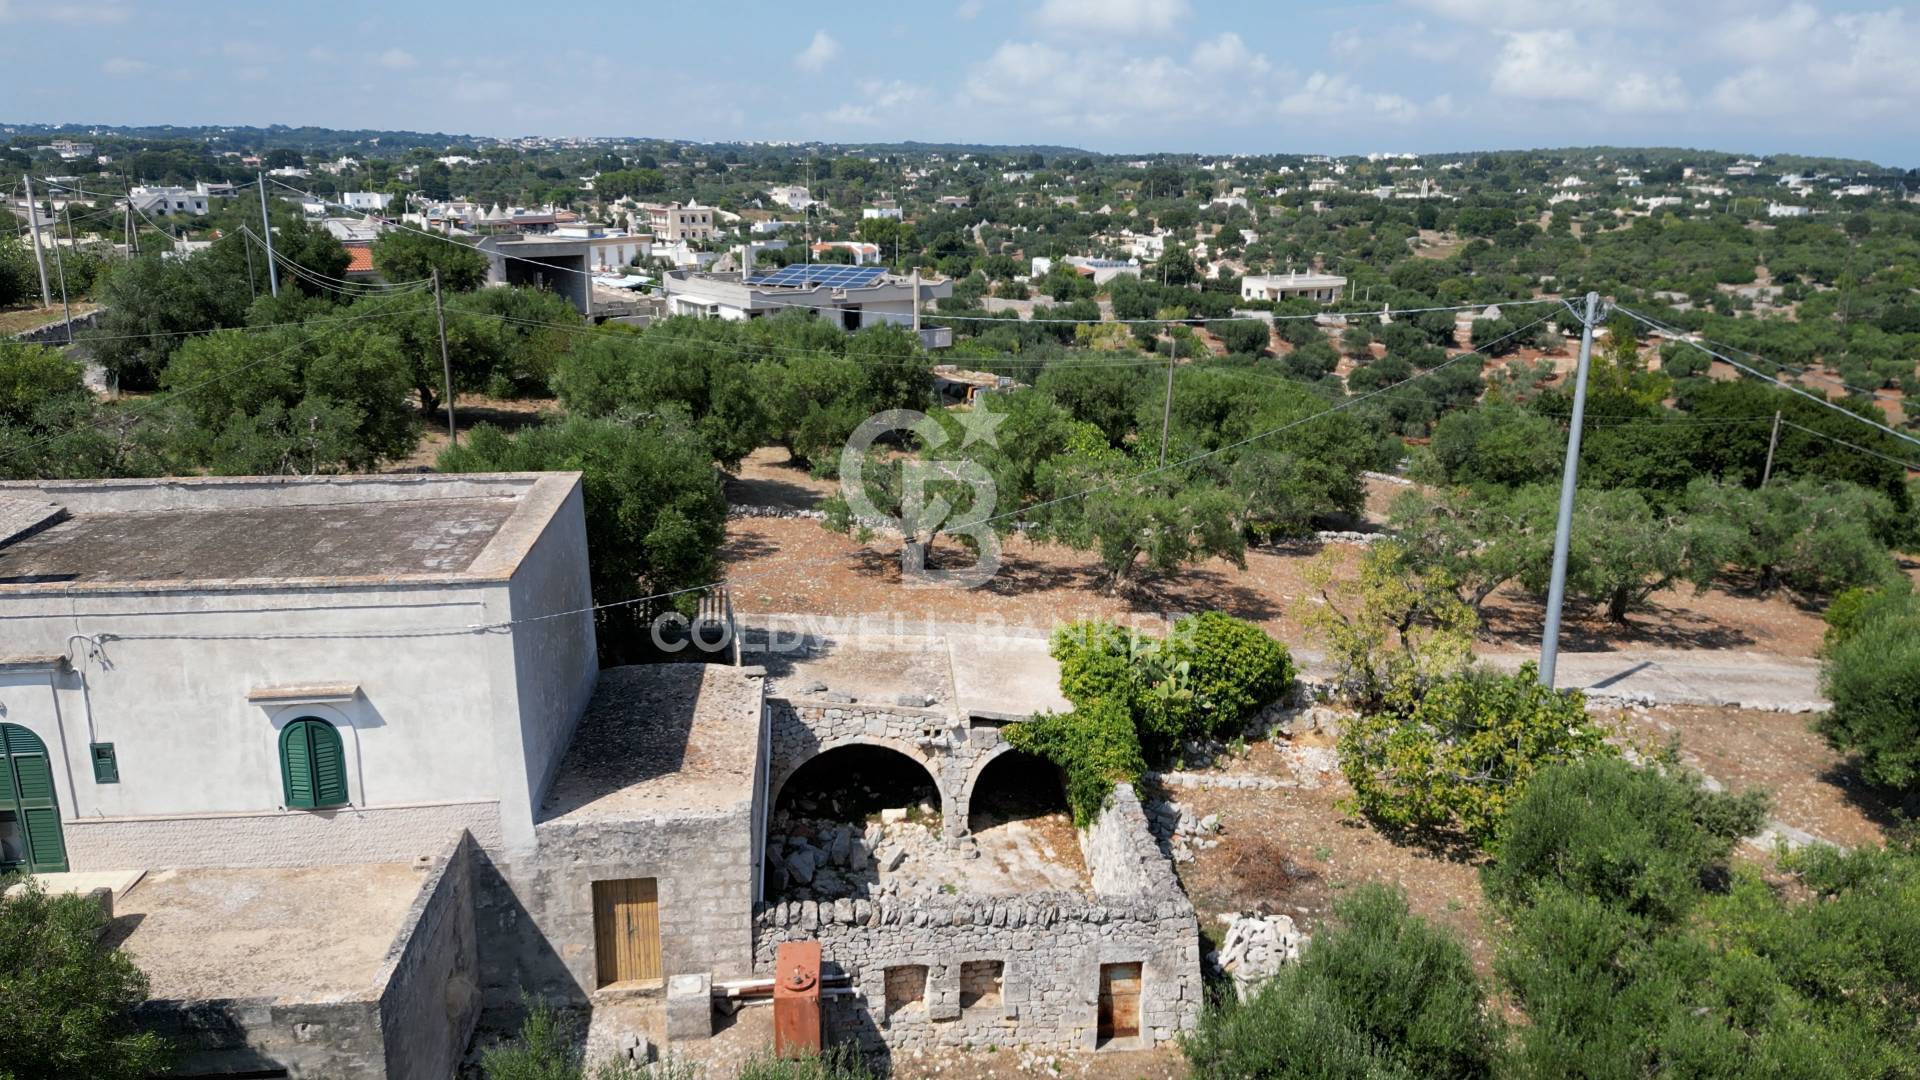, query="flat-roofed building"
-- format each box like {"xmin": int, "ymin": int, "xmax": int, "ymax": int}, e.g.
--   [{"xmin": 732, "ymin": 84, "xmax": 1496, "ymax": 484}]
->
[
  {"xmin": 0, "ymin": 472, "xmax": 596, "ymax": 873},
  {"xmin": 1241, "ymin": 270, "xmax": 1346, "ymax": 303}
]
